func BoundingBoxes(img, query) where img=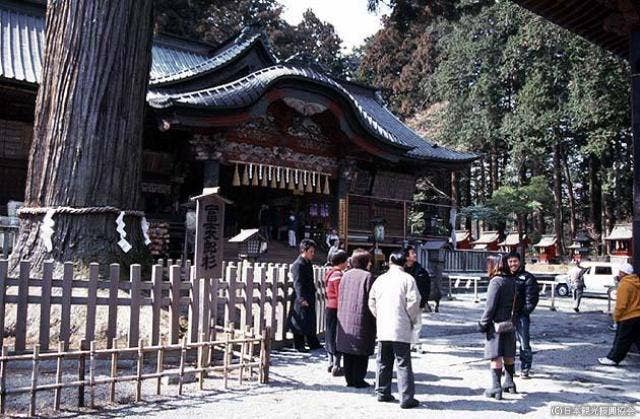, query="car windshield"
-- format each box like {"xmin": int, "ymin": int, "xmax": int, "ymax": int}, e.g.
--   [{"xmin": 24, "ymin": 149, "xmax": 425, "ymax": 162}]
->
[{"xmin": 594, "ymin": 266, "xmax": 612, "ymax": 275}]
